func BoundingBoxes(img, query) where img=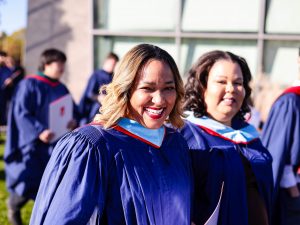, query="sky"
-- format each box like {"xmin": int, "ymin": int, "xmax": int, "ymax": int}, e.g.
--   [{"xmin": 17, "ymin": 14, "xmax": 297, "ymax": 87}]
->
[{"xmin": 0, "ymin": 0, "xmax": 28, "ymax": 35}]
